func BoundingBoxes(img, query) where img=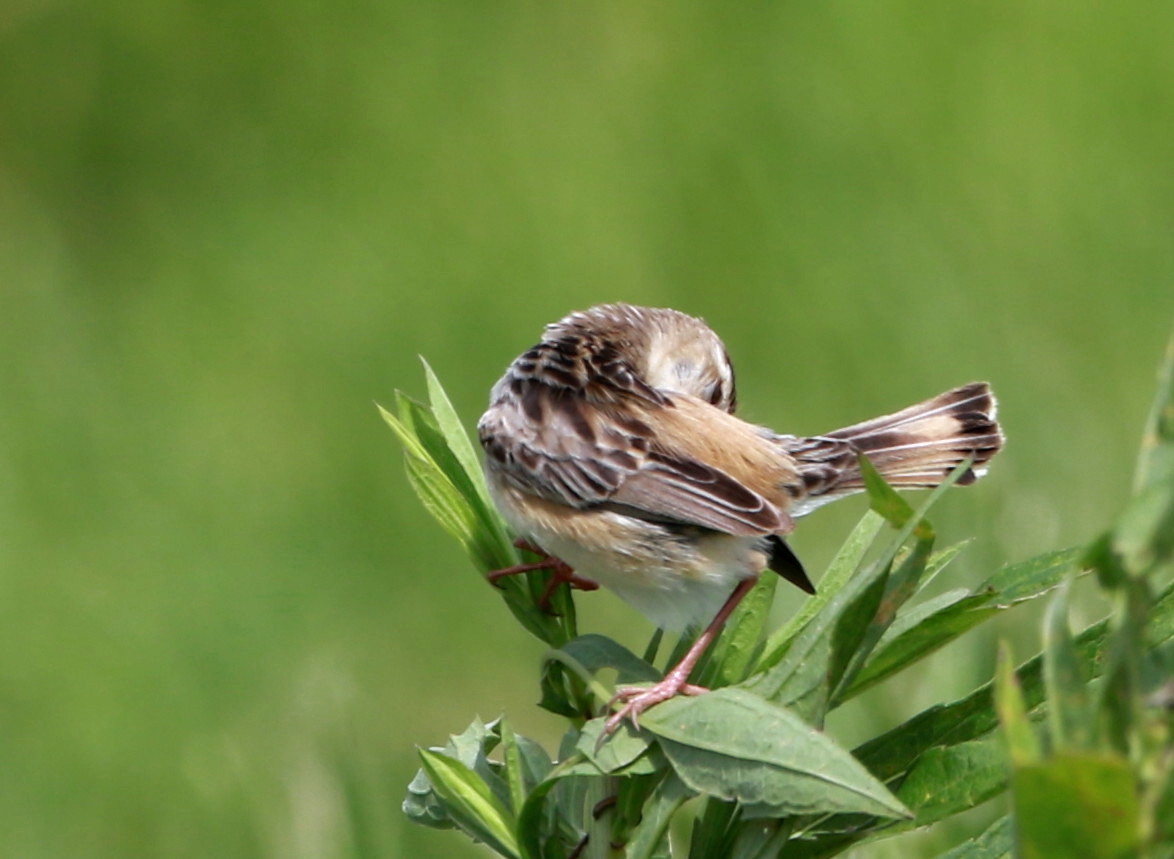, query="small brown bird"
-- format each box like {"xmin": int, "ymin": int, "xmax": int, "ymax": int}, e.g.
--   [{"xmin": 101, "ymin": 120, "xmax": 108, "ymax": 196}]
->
[{"xmin": 478, "ymin": 304, "xmax": 1003, "ymax": 731}]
